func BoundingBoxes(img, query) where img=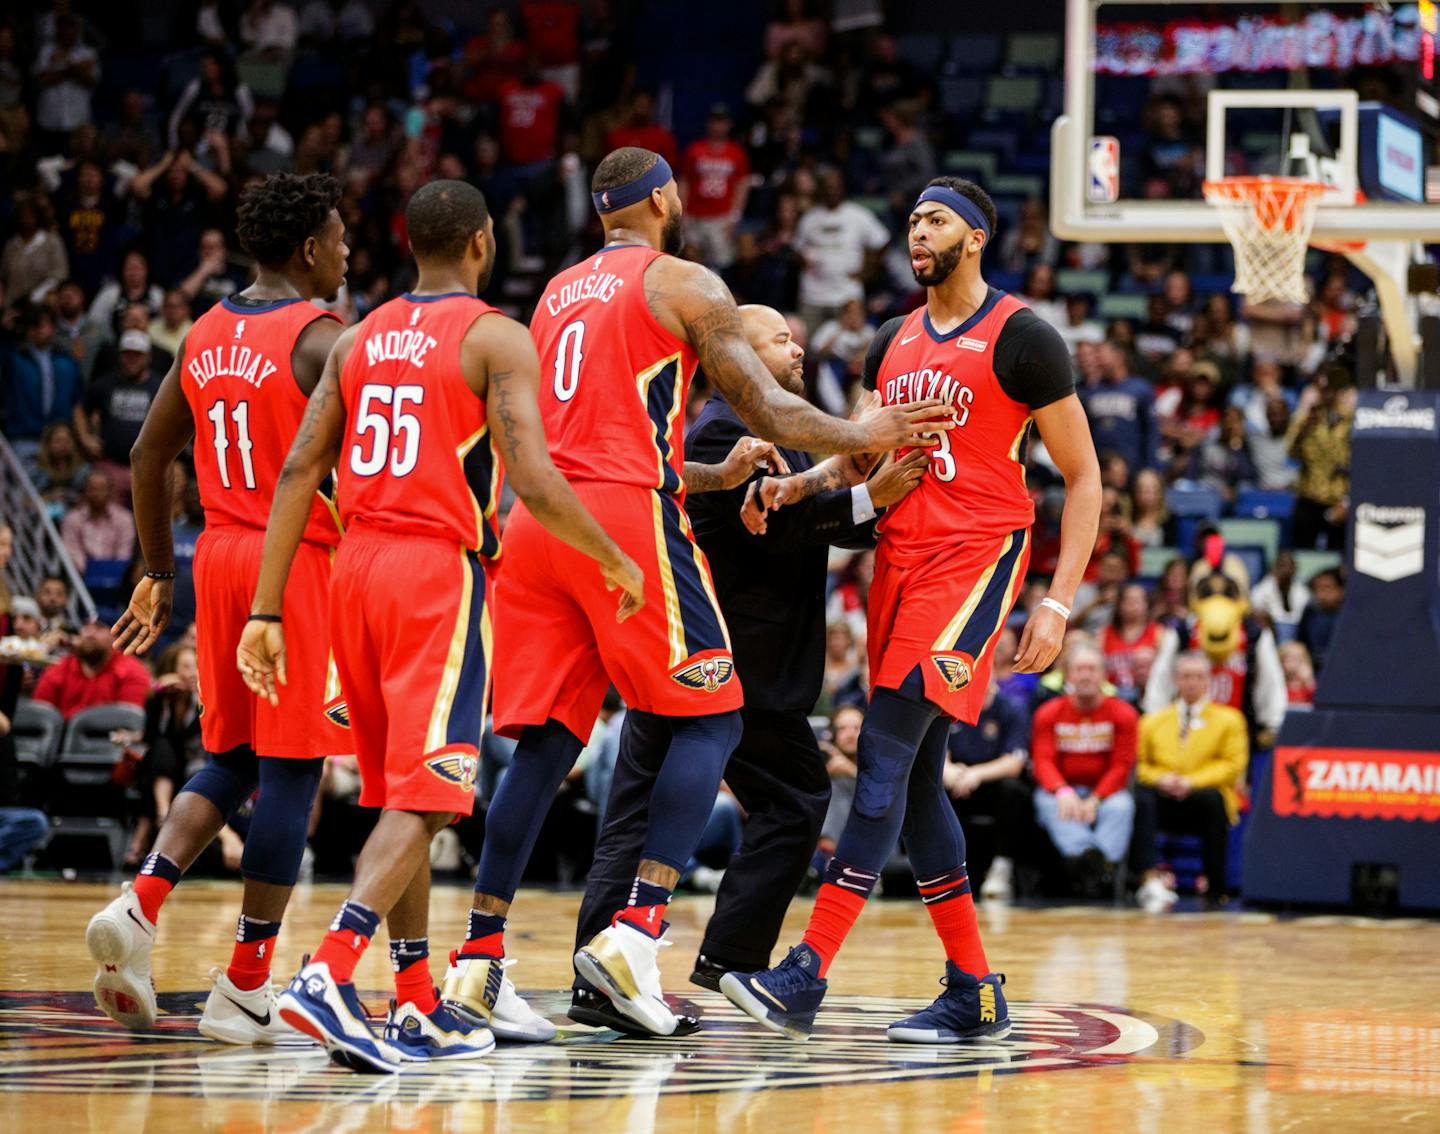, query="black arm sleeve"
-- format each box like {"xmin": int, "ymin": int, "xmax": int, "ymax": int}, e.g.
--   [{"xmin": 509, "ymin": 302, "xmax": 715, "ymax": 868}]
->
[
  {"xmin": 861, "ymin": 315, "xmax": 907, "ymax": 392},
  {"xmin": 992, "ymin": 309, "xmax": 1077, "ymax": 410}
]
